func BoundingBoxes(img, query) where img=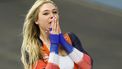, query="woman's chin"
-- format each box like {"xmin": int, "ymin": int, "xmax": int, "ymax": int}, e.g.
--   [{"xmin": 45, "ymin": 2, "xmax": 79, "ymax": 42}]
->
[{"xmin": 45, "ymin": 29, "xmax": 50, "ymax": 33}]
